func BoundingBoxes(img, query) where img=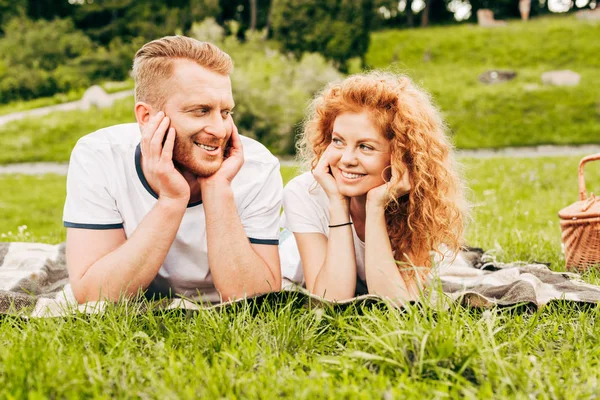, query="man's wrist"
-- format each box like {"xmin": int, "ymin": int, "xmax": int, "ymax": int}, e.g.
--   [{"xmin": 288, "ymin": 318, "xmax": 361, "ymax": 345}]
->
[
  {"xmin": 200, "ymin": 180, "xmax": 234, "ymax": 203},
  {"xmin": 157, "ymin": 196, "xmax": 188, "ymax": 212}
]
